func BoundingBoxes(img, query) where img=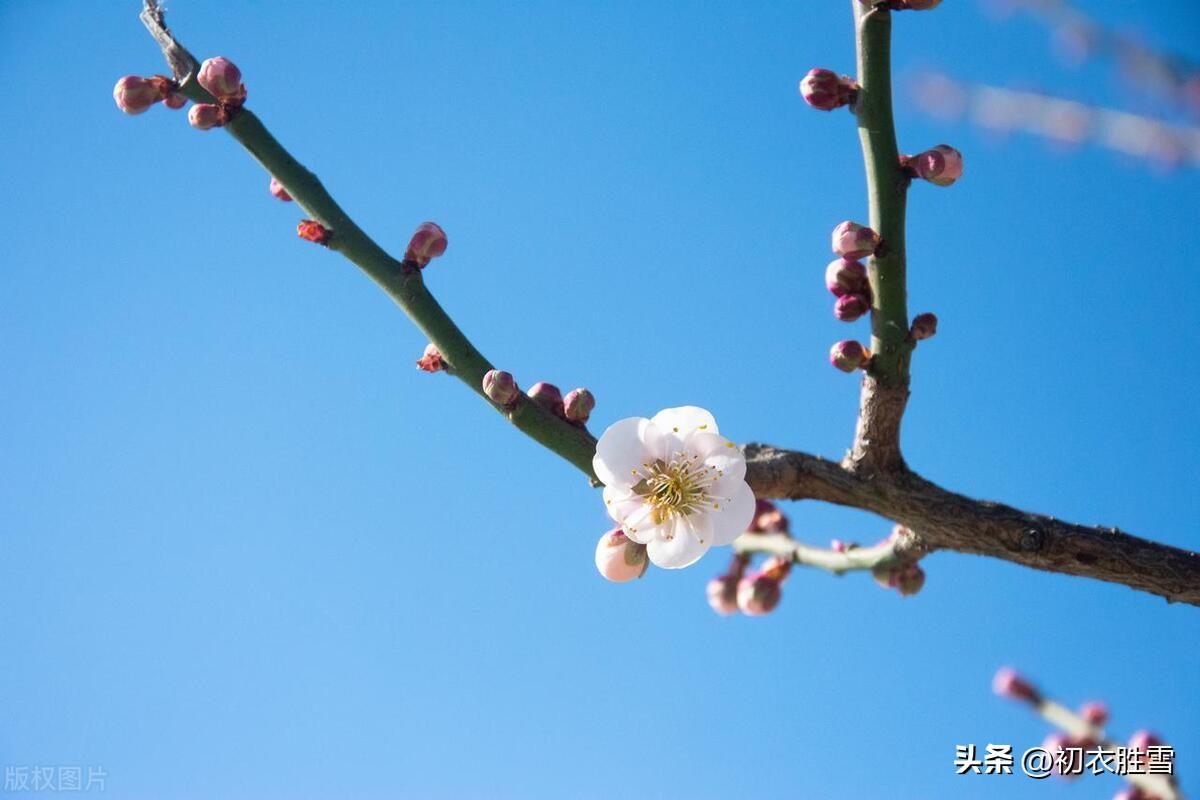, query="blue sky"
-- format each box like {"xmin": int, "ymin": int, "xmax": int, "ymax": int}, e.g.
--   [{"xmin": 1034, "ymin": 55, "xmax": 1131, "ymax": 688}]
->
[{"xmin": 2, "ymin": 1, "xmax": 1198, "ymax": 798}]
